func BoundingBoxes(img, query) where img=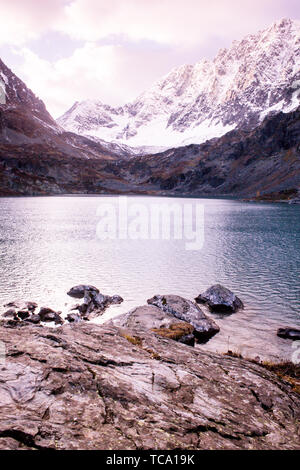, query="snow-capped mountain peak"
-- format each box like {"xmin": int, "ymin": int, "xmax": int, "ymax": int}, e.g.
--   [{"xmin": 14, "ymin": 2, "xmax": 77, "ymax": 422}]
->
[{"xmin": 58, "ymin": 18, "xmax": 300, "ymax": 150}]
